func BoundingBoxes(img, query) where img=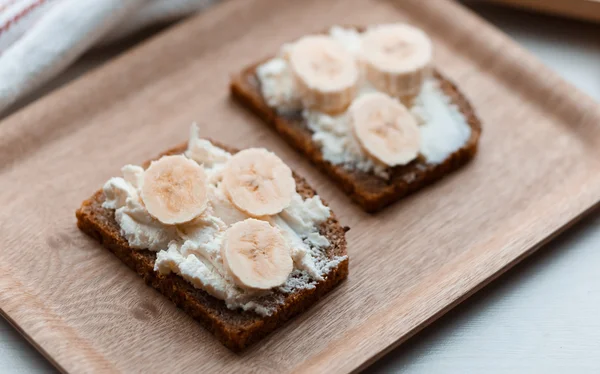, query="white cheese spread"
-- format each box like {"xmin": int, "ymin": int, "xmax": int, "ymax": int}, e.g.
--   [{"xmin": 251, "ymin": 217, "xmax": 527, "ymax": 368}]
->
[
  {"xmin": 102, "ymin": 124, "xmax": 344, "ymax": 316},
  {"xmin": 255, "ymin": 26, "xmax": 472, "ymax": 178}
]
